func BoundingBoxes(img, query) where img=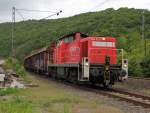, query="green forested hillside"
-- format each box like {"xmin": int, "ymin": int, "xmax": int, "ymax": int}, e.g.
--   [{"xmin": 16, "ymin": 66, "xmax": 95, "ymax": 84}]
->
[{"xmin": 0, "ymin": 8, "xmax": 150, "ymax": 76}]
